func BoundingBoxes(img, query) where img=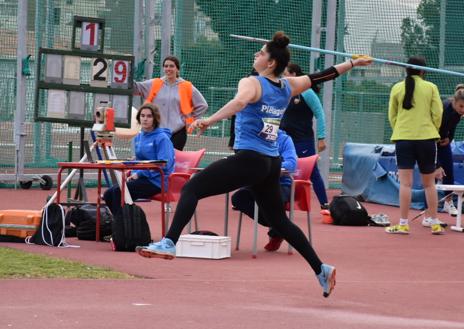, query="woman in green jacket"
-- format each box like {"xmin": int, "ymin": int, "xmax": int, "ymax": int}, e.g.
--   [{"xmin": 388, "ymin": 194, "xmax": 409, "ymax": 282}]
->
[{"xmin": 386, "ymin": 56, "xmax": 444, "ymax": 235}]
